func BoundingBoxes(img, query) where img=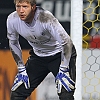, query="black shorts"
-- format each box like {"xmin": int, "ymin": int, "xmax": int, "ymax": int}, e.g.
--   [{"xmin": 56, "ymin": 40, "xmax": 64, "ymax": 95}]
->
[{"xmin": 10, "ymin": 45, "xmax": 77, "ymax": 100}]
